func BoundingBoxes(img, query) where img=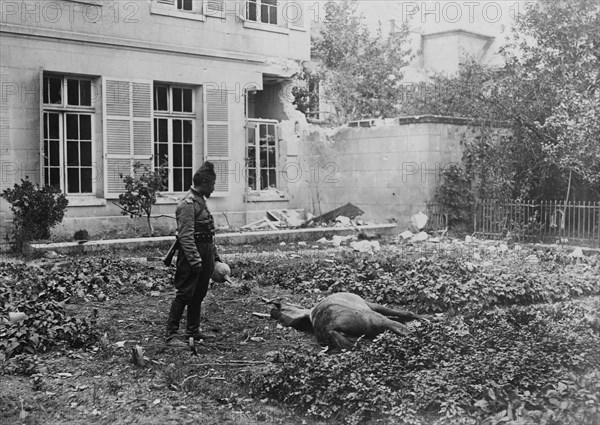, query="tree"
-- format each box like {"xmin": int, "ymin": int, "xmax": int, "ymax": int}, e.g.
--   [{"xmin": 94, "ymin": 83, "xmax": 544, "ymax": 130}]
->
[
  {"xmin": 117, "ymin": 162, "xmax": 167, "ymax": 236},
  {"xmin": 402, "ymin": 0, "xmax": 600, "ymax": 201},
  {"xmin": 310, "ymin": 0, "xmax": 412, "ymax": 121}
]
